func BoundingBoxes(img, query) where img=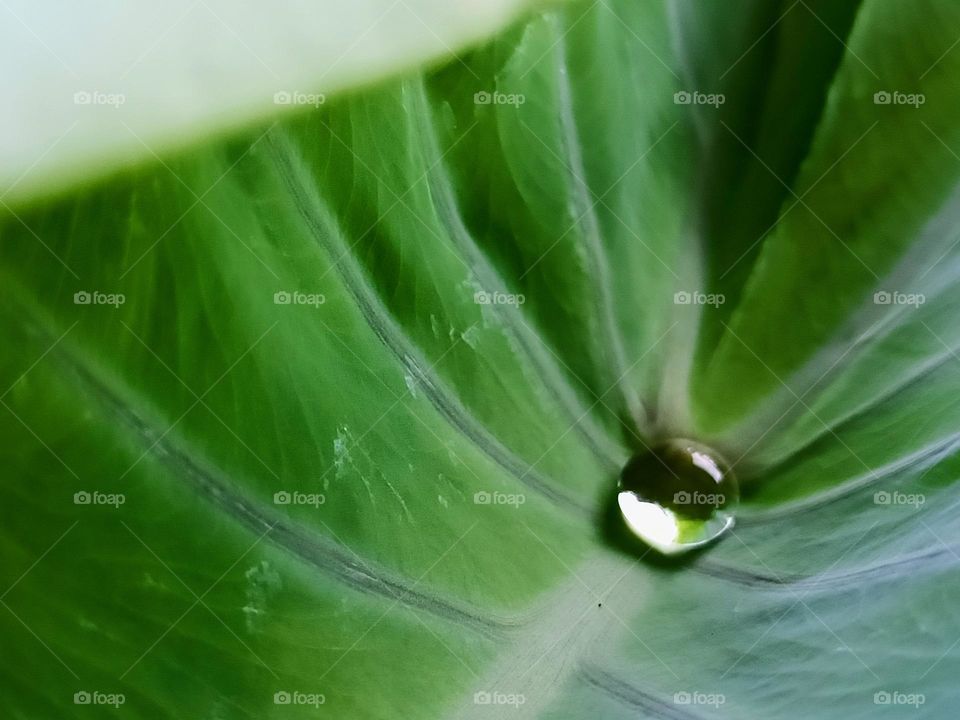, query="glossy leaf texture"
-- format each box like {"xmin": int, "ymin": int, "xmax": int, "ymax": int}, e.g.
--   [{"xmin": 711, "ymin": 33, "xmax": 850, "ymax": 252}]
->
[{"xmin": 2, "ymin": 0, "xmax": 960, "ymax": 718}]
